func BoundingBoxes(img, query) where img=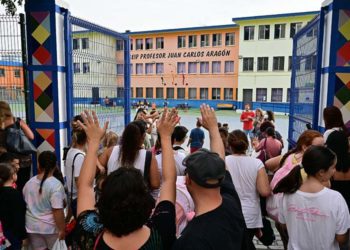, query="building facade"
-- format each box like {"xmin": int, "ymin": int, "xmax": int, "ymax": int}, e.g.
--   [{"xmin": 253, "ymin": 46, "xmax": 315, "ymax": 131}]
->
[
  {"xmin": 0, "ymin": 61, "xmax": 24, "ymax": 101},
  {"xmin": 233, "ymin": 11, "xmax": 319, "ymax": 105},
  {"xmin": 125, "ymin": 25, "xmax": 239, "ymax": 107}
]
